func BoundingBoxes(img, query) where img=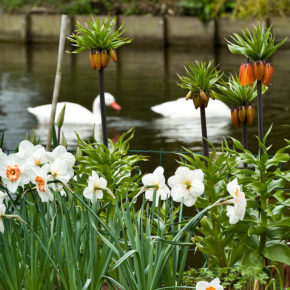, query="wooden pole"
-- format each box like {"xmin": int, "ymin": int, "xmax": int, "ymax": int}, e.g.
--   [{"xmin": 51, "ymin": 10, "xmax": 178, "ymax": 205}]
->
[{"xmin": 46, "ymin": 15, "xmax": 69, "ymax": 150}]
